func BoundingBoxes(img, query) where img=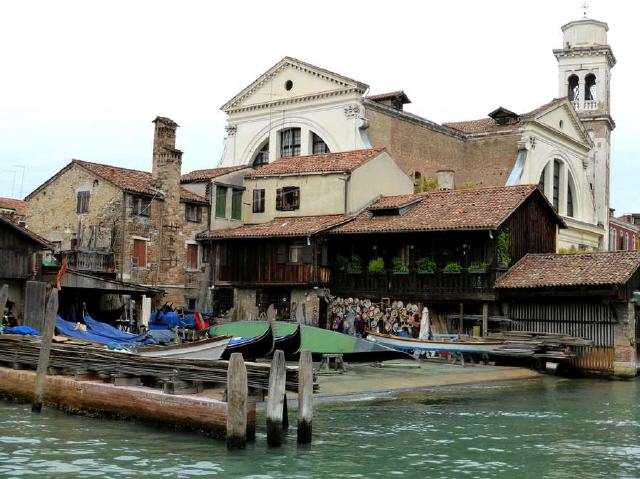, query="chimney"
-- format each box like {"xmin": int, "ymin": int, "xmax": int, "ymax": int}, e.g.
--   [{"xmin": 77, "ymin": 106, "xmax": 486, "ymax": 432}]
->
[
  {"xmin": 152, "ymin": 116, "xmax": 180, "ymax": 180},
  {"xmin": 436, "ymin": 170, "xmax": 455, "ymax": 190}
]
